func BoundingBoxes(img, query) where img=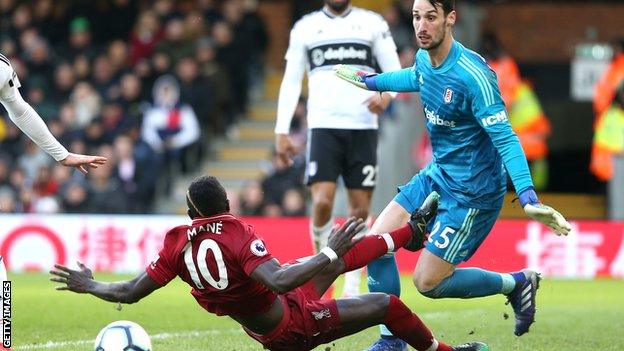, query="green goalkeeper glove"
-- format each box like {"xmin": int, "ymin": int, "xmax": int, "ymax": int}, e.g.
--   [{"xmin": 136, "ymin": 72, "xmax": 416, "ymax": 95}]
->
[{"xmin": 333, "ymin": 64, "xmax": 375, "ymax": 90}]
